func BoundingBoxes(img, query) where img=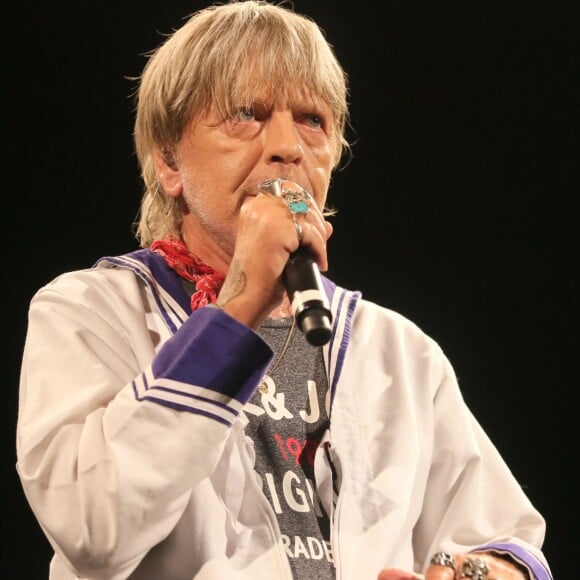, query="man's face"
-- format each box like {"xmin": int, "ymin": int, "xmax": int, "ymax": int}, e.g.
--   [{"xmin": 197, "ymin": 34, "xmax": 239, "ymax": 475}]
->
[{"xmin": 156, "ymin": 93, "xmax": 336, "ymax": 264}]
